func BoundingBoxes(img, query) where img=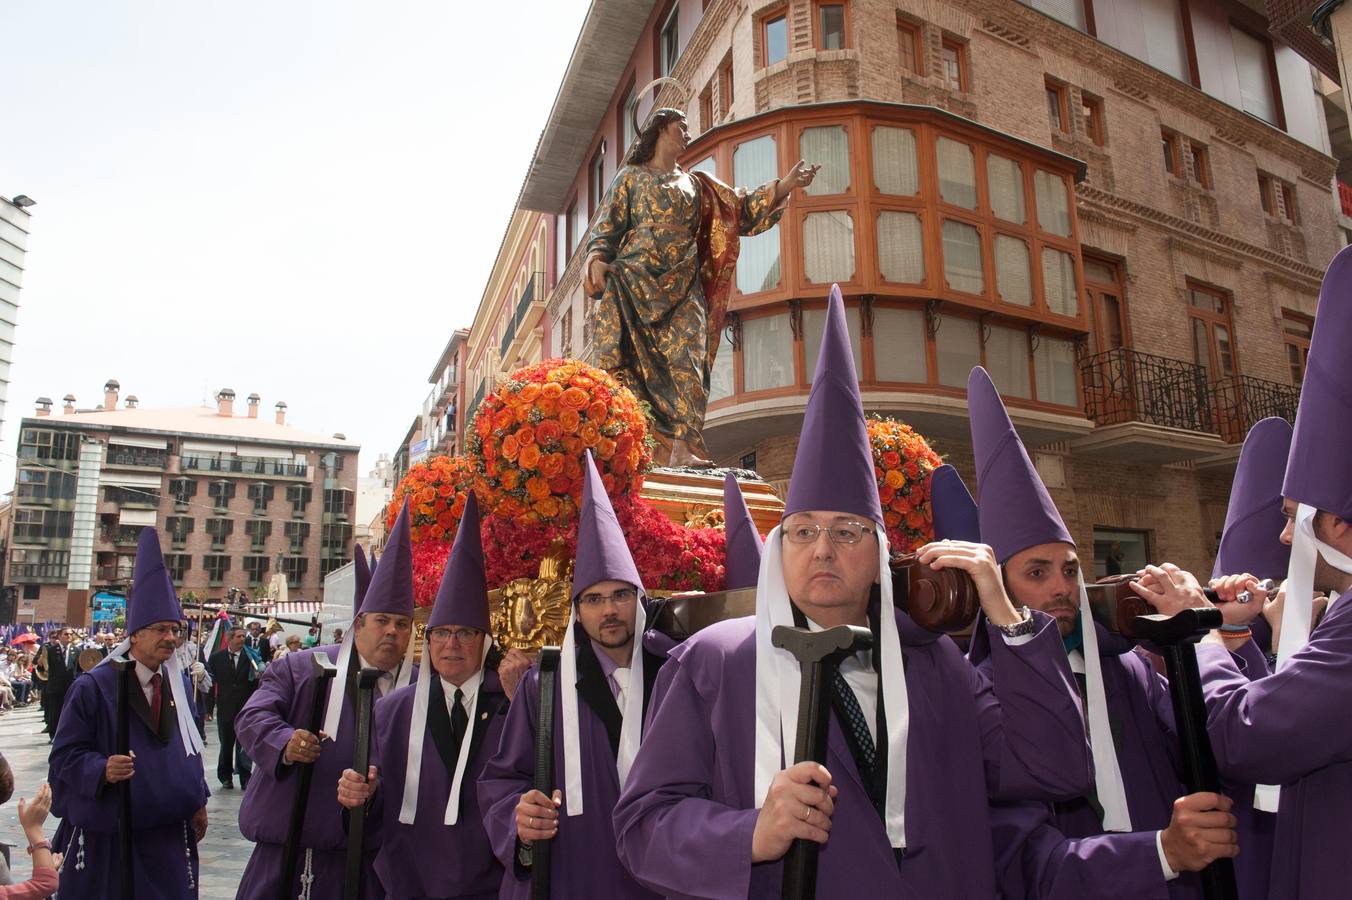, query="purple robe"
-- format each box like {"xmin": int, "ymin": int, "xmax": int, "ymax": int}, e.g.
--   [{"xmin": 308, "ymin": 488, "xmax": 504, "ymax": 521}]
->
[
  {"xmin": 367, "ymin": 671, "xmax": 508, "ymax": 900},
  {"xmin": 981, "ymin": 624, "xmax": 1204, "ymax": 899},
  {"xmin": 612, "ymin": 608, "xmax": 1090, "ymax": 898},
  {"xmin": 49, "ymin": 661, "xmax": 210, "ymax": 900},
  {"xmin": 477, "ymin": 635, "xmax": 670, "ymax": 899},
  {"xmin": 234, "ymin": 644, "xmax": 402, "ymax": 900},
  {"xmin": 1197, "ymin": 592, "xmax": 1352, "ymax": 899}
]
